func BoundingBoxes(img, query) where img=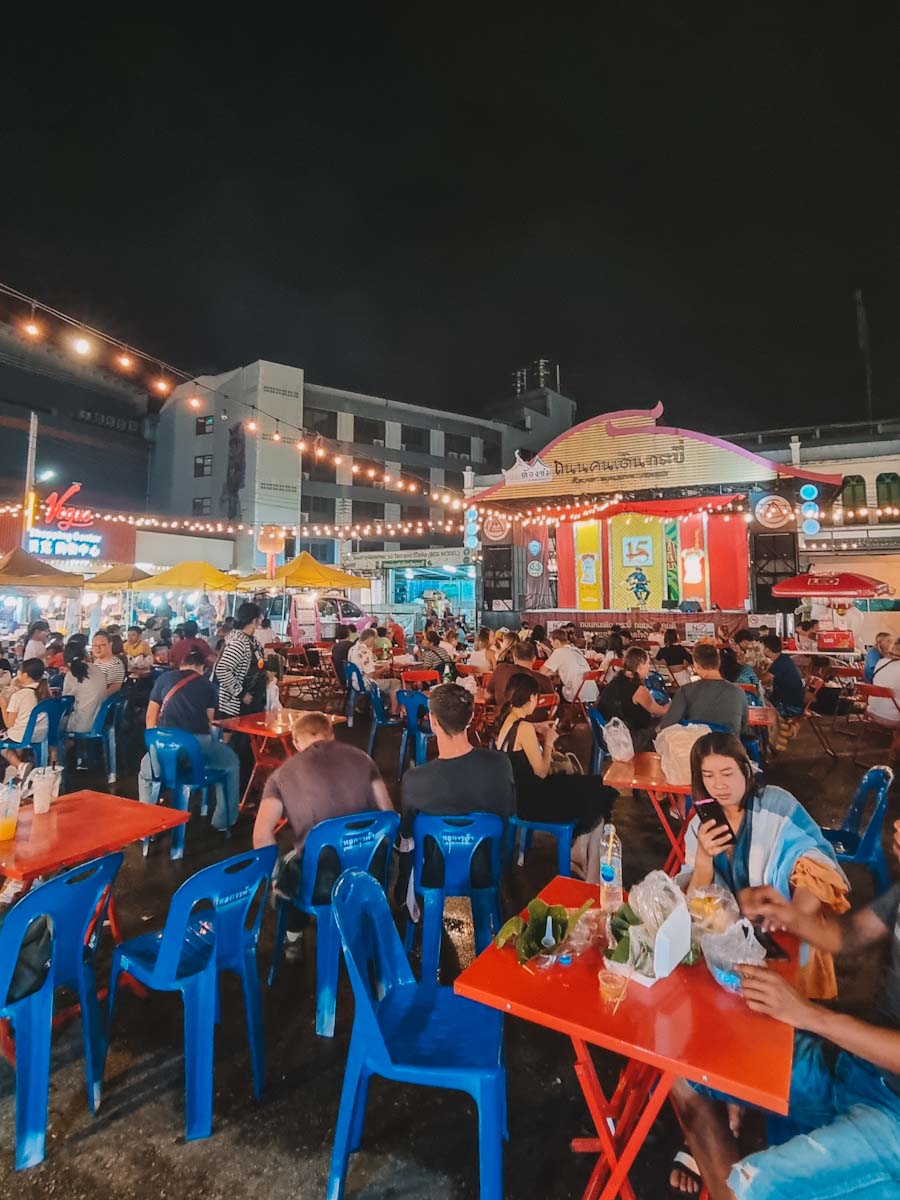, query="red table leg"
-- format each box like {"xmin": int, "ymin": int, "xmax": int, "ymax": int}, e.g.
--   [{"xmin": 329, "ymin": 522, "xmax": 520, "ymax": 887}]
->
[
  {"xmin": 569, "ymin": 1037, "xmax": 676, "ymax": 1200},
  {"xmin": 644, "ymin": 787, "xmax": 688, "ymax": 874}
]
